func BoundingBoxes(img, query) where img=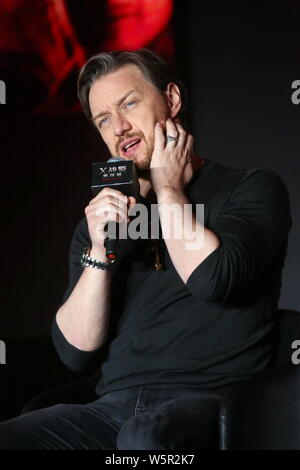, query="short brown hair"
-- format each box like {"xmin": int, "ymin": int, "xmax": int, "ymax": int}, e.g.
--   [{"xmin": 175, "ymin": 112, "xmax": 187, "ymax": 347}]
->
[{"xmin": 77, "ymin": 49, "xmax": 187, "ymax": 124}]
